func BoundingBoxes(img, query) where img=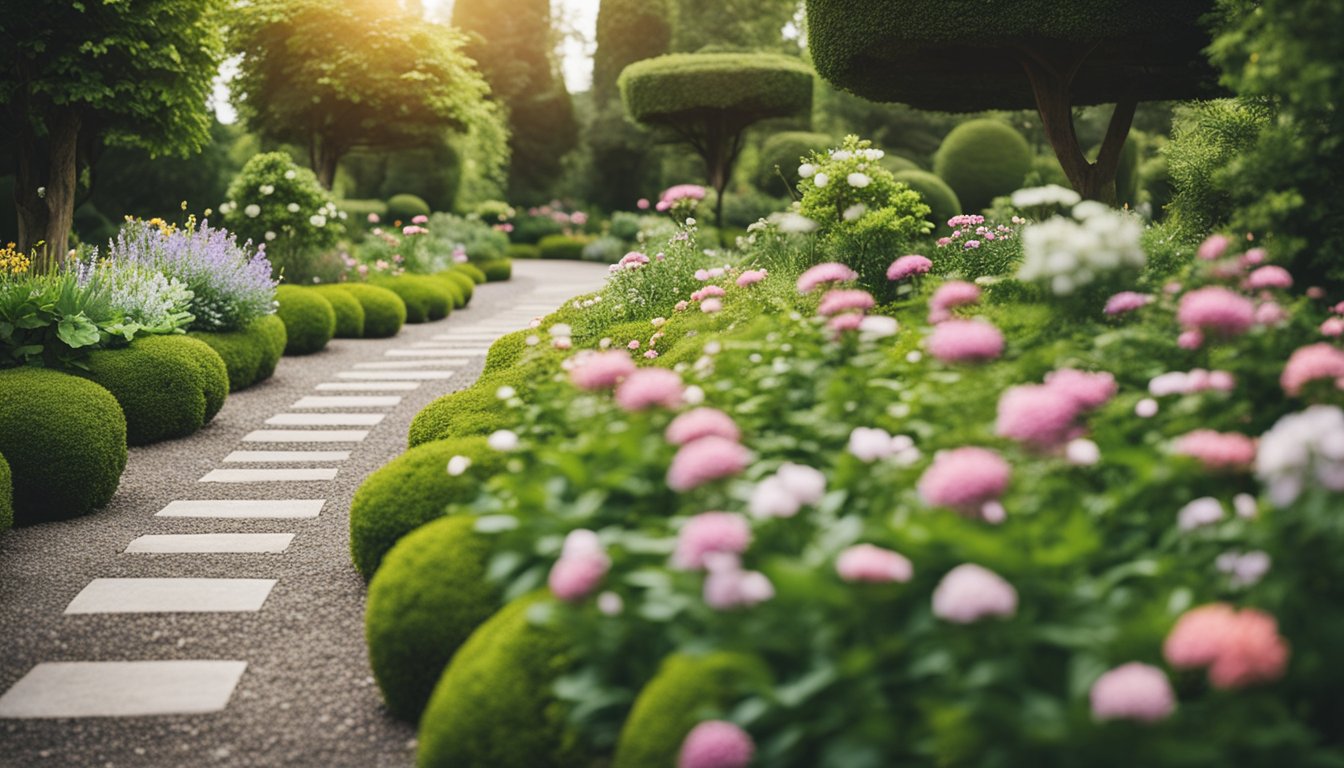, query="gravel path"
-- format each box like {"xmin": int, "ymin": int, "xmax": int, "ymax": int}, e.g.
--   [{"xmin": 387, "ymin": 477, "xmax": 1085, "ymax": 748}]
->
[{"xmin": 0, "ymin": 260, "xmax": 609, "ymax": 768}]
